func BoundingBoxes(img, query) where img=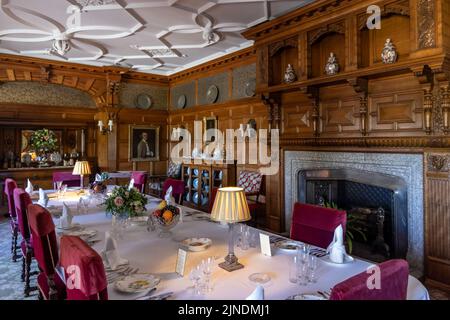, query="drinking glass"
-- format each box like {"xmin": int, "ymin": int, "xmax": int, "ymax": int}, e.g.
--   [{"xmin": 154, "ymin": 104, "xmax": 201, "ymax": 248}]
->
[
  {"xmin": 235, "ymin": 224, "xmax": 245, "ymax": 248},
  {"xmin": 56, "ymin": 181, "xmax": 63, "ymax": 198},
  {"xmin": 297, "ymin": 243, "xmax": 310, "ymax": 264},
  {"xmin": 189, "ymin": 265, "xmax": 202, "ymax": 295},
  {"xmin": 201, "ymin": 257, "xmax": 214, "ymax": 293},
  {"xmin": 61, "ymin": 184, "xmax": 68, "ymax": 197},
  {"xmin": 297, "ymin": 261, "xmax": 309, "ymax": 286},
  {"xmin": 289, "ymin": 255, "xmax": 299, "ymax": 284},
  {"xmin": 307, "ymin": 255, "xmax": 318, "ymax": 283},
  {"xmin": 82, "ymin": 197, "xmax": 91, "ymax": 214},
  {"xmin": 240, "ymin": 228, "xmax": 250, "ymax": 250}
]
